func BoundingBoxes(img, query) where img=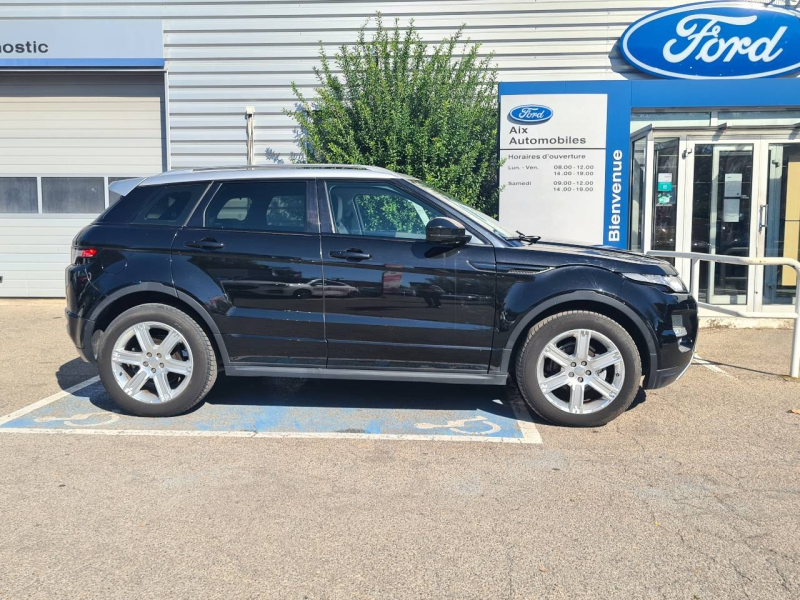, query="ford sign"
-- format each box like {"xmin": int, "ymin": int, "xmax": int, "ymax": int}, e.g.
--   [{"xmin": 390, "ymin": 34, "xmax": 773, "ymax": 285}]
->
[
  {"xmin": 620, "ymin": 2, "xmax": 800, "ymax": 79},
  {"xmin": 508, "ymin": 105, "xmax": 553, "ymax": 124}
]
